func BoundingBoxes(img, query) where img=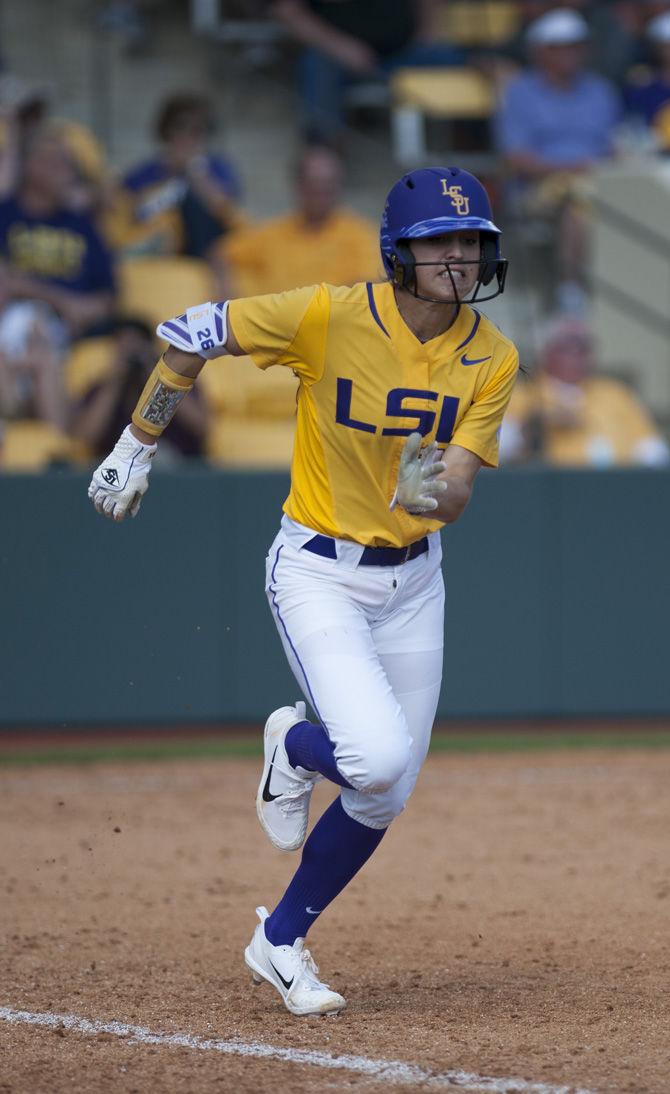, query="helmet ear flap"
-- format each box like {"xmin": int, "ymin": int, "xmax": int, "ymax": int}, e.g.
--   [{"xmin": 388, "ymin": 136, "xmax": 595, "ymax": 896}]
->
[
  {"xmin": 392, "ymin": 242, "xmax": 415, "ymax": 289},
  {"xmin": 480, "ymin": 236, "xmax": 499, "ymax": 285}
]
